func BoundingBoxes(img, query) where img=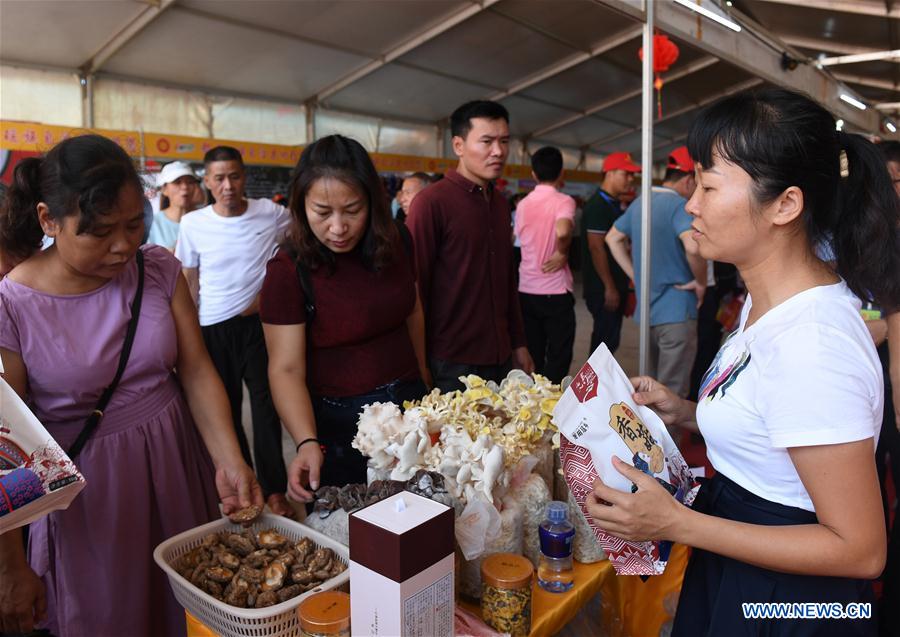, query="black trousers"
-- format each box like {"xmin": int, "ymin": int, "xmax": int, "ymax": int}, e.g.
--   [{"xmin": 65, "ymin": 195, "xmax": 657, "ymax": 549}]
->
[
  {"xmin": 201, "ymin": 314, "xmax": 286, "ymax": 498},
  {"xmin": 313, "ymin": 379, "xmax": 428, "ymax": 487},
  {"xmin": 429, "ymin": 357, "xmax": 512, "ymax": 394},
  {"xmin": 585, "ymin": 288, "xmax": 626, "ymax": 354},
  {"xmin": 691, "ymin": 263, "xmax": 741, "ymax": 400},
  {"xmin": 674, "ymin": 473, "xmax": 875, "ymax": 637},
  {"xmin": 519, "ymin": 291, "xmax": 576, "ymax": 383},
  {"xmin": 689, "ymin": 287, "xmax": 725, "ymax": 401}
]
